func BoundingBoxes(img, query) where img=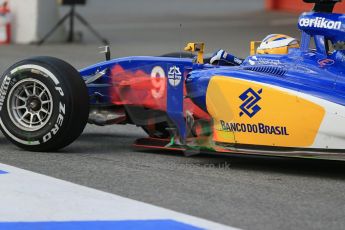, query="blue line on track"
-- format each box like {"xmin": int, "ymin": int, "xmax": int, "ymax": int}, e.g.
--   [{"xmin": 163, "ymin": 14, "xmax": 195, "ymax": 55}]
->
[
  {"xmin": 0, "ymin": 220, "xmax": 203, "ymax": 230},
  {"xmin": 0, "ymin": 170, "xmax": 8, "ymax": 174}
]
